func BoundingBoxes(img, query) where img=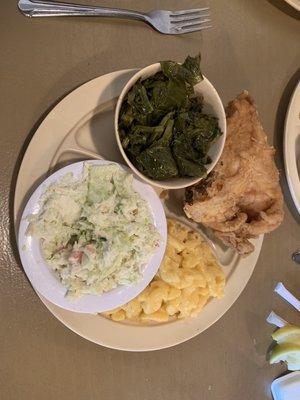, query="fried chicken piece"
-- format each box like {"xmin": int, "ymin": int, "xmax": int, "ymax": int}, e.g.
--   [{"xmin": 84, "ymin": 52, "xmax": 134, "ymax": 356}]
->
[{"xmin": 184, "ymin": 92, "xmax": 284, "ymax": 256}]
